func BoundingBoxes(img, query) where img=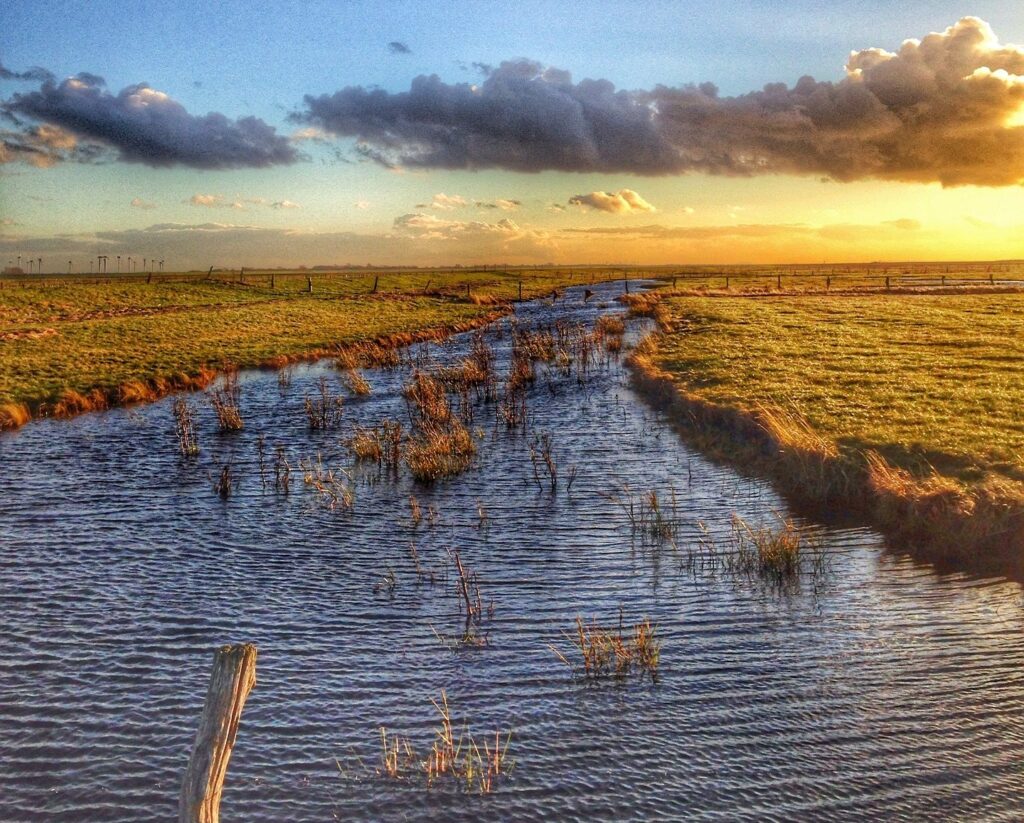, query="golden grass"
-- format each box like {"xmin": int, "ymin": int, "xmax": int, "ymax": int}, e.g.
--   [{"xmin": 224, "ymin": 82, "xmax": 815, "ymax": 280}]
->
[
  {"xmin": 551, "ymin": 615, "xmax": 661, "ymax": 681},
  {"xmin": 628, "ymin": 290, "xmax": 1024, "ymax": 565},
  {"xmin": 374, "ymin": 690, "xmax": 512, "ymax": 794}
]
